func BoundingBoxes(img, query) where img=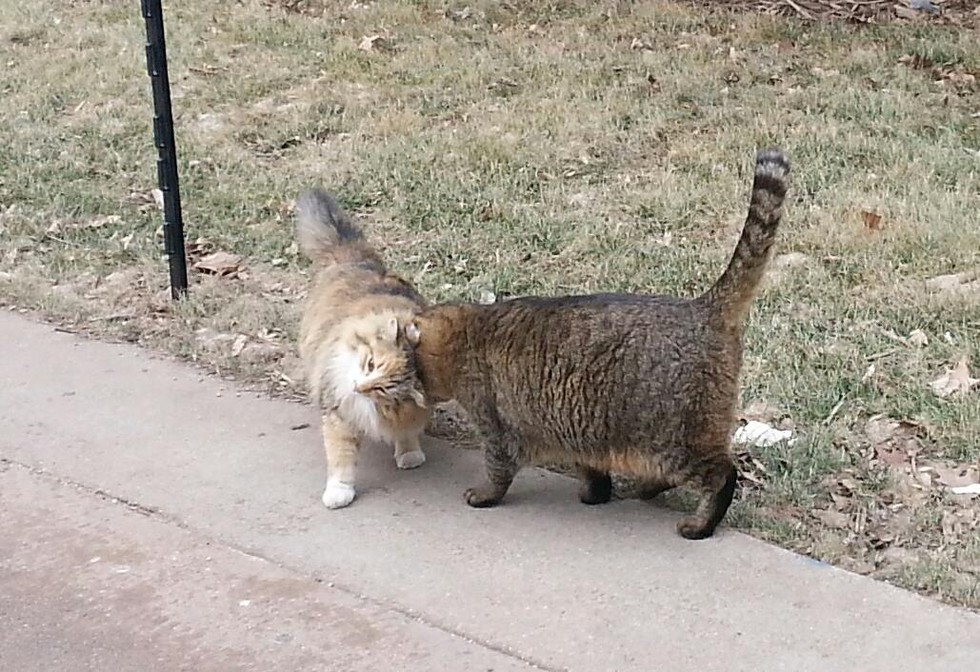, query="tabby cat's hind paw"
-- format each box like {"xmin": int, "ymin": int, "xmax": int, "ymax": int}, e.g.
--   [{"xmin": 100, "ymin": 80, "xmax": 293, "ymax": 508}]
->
[
  {"xmin": 395, "ymin": 450, "xmax": 426, "ymax": 470},
  {"xmin": 322, "ymin": 482, "xmax": 356, "ymax": 509},
  {"xmin": 676, "ymin": 516, "xmax": 716, "ymax": 540}
]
